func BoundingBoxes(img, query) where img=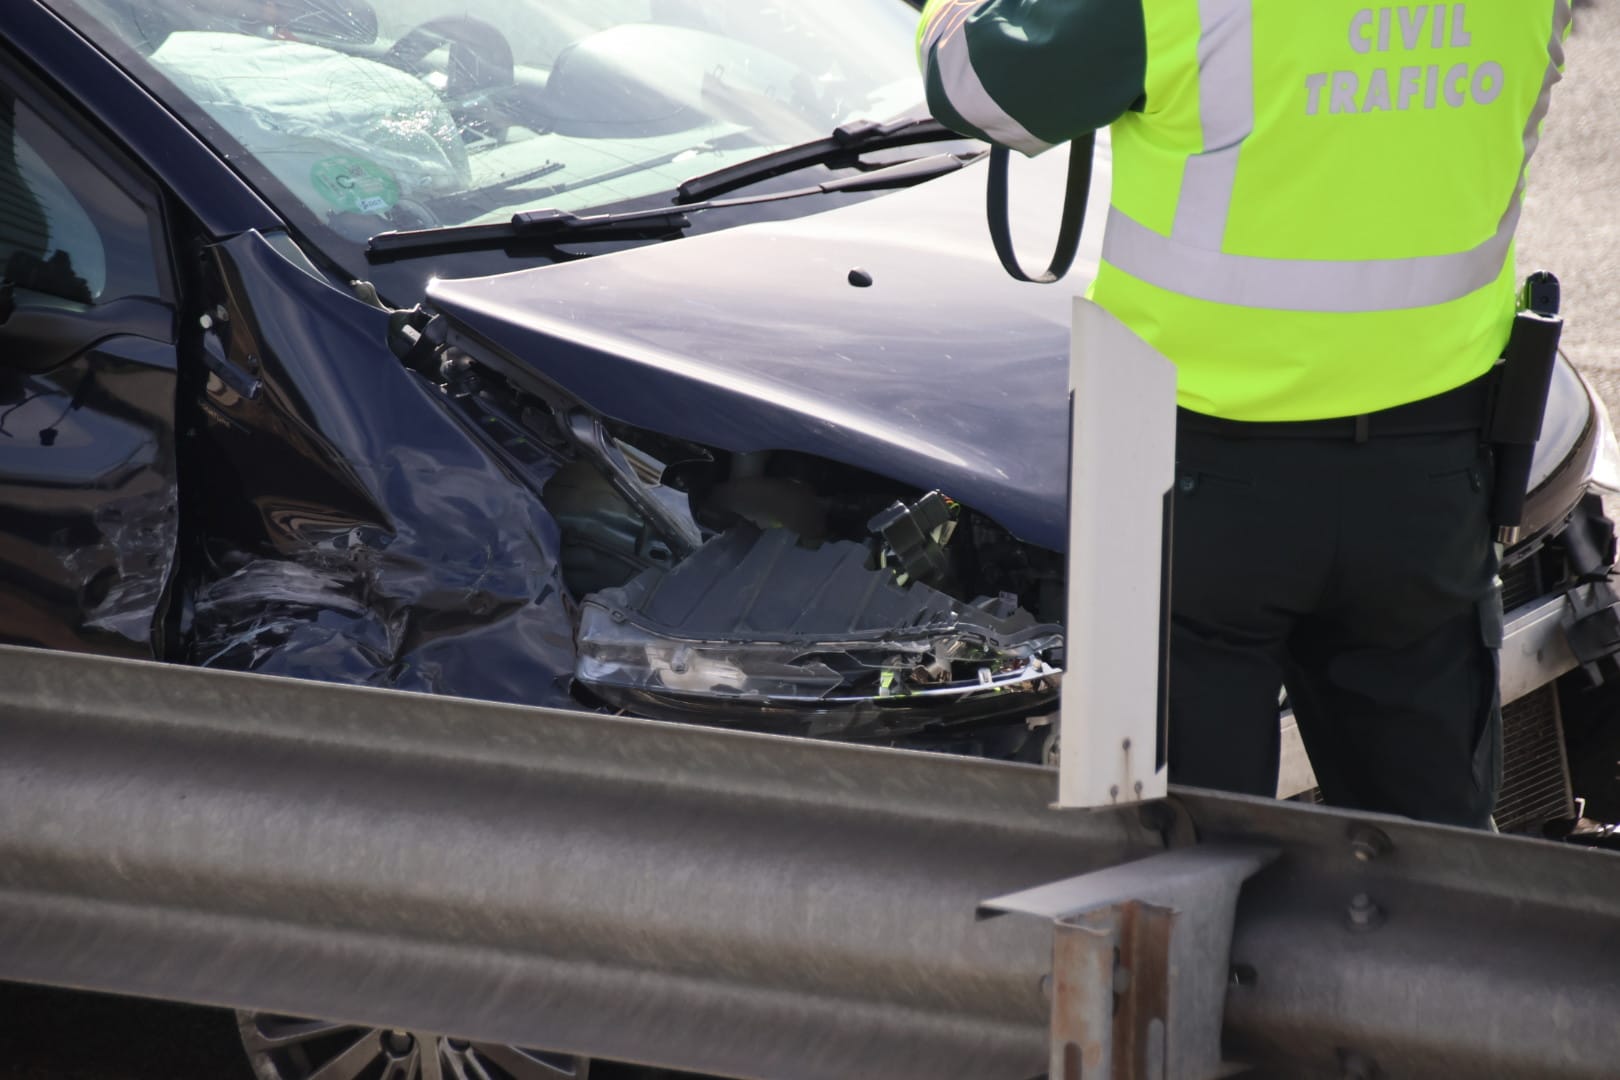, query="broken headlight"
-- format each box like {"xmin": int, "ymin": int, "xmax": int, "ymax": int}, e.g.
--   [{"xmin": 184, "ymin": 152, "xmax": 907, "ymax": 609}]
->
[{"xmin": 575, "ymin": 525, "xmax": 1063, "ymax": 739}]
